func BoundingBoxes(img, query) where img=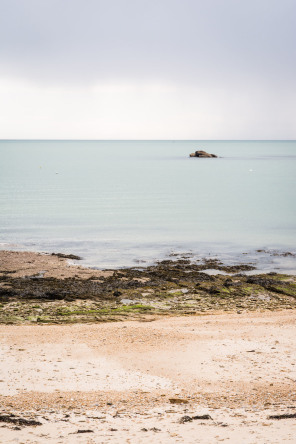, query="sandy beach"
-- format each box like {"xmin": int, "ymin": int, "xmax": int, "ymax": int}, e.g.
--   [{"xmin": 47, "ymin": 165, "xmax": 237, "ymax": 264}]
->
[
  {"xmin": 0, "ymin": 250, "xmax": 296, "ymax": 442},
  {"xmin": 0, "ymin": 250, "xmax": 113, "ymax": 280},
  {"xmin": 0, "ymin": 311, "xmax": 296, "ymax": 443}
]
